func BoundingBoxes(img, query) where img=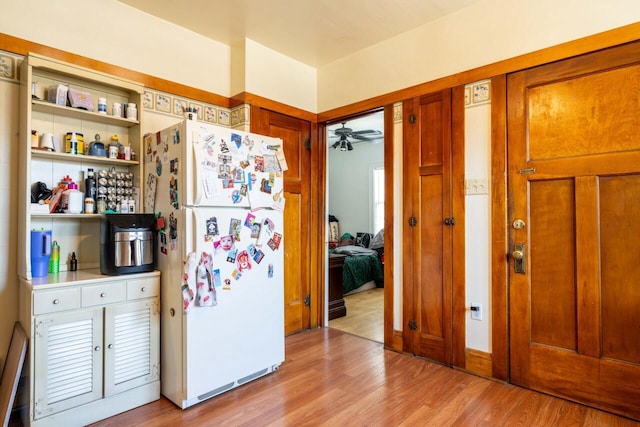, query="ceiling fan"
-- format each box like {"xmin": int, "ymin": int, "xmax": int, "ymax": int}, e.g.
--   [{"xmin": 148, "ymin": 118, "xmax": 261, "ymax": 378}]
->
[{"xmin": 329, "ymin": 122, "xmax": 383, "ymax": 151}]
